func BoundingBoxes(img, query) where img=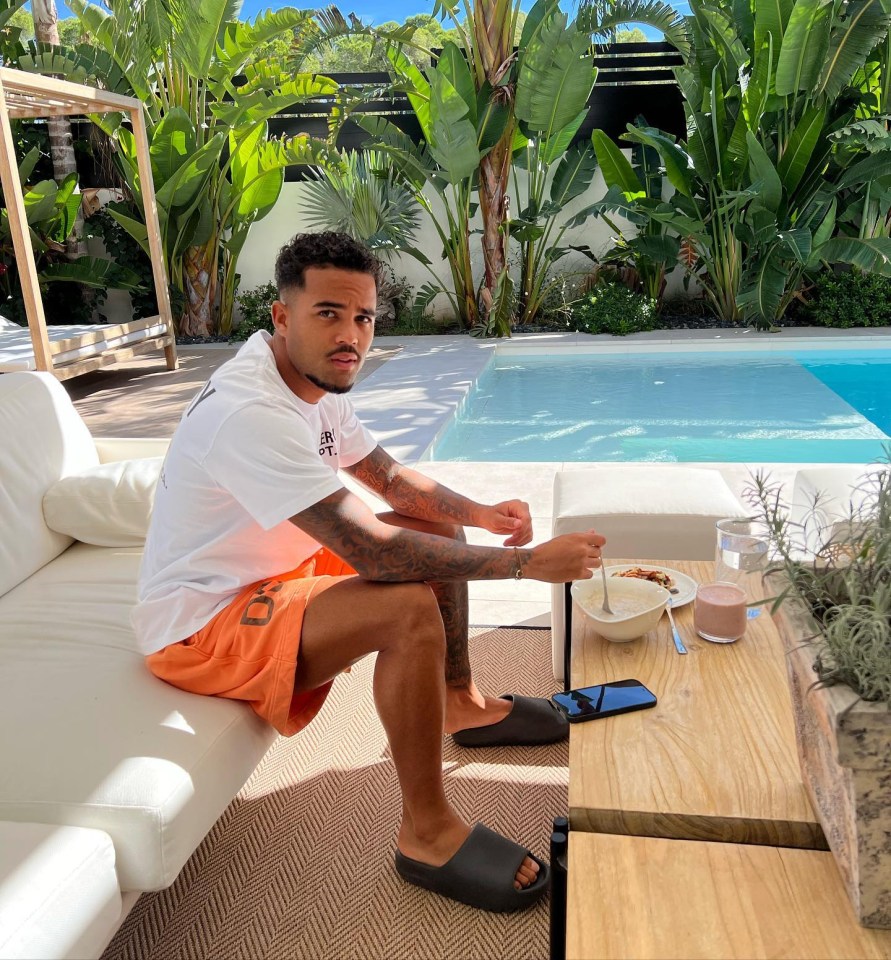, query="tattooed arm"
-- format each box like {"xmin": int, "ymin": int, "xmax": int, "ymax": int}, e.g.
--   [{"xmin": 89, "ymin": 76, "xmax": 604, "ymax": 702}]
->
[
  {"xmin": 291, "ymin": 486, "xmax": 604, "ymax": 583},
  {"xmin": 345, "ymin": 444, "xmax": 533, "ymax": 546}
]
